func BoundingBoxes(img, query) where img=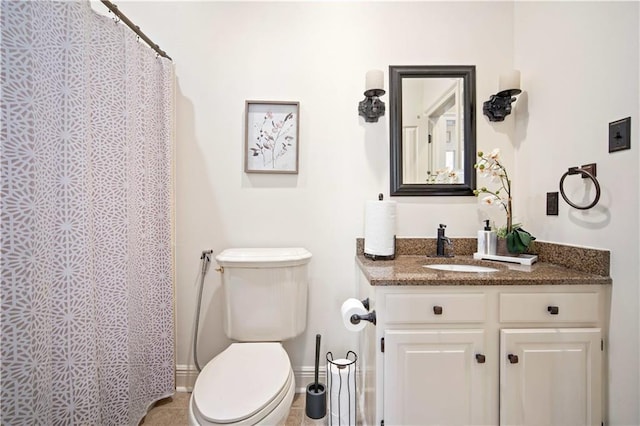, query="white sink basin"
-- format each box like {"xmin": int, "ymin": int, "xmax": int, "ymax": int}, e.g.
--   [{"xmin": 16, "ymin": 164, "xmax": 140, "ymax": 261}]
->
[{"xmin": 424, "ymin": 264, "xmax": 499, "ymax": 273}]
